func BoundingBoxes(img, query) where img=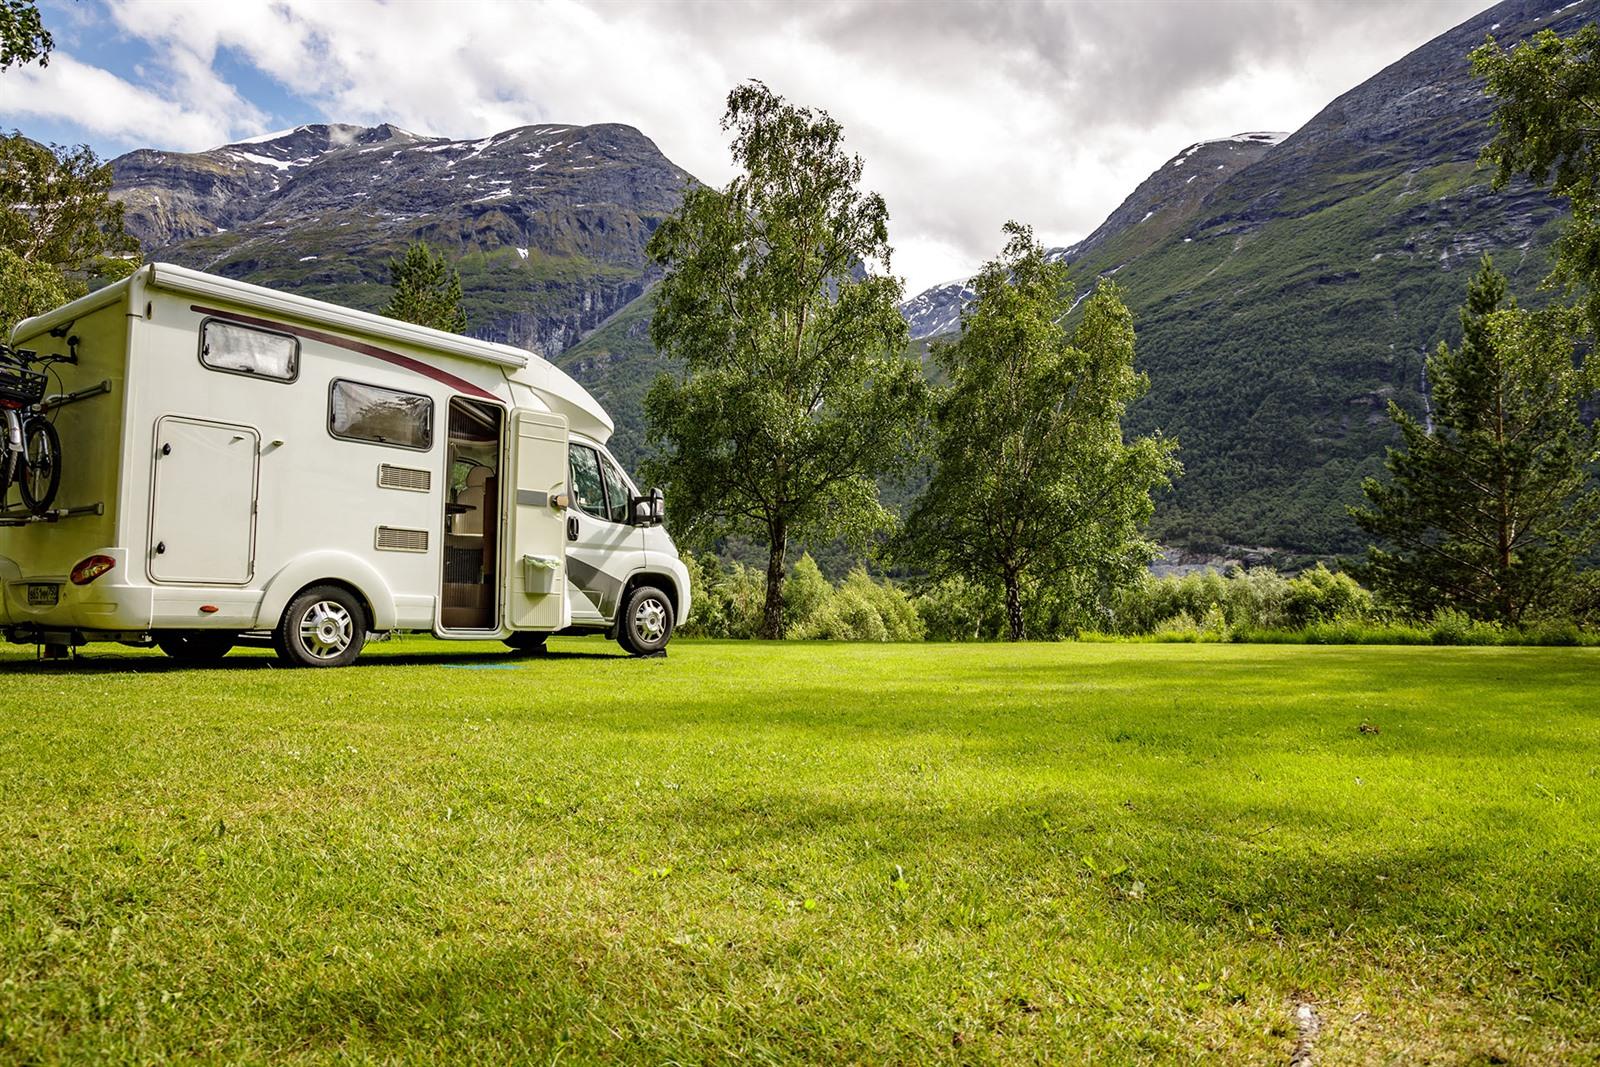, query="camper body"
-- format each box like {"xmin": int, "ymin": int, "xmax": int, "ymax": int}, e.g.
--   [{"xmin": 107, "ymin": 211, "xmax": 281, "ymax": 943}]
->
[{"xmin": 0, "ymin": 263, "xmax": 688, "ymax": 666}]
